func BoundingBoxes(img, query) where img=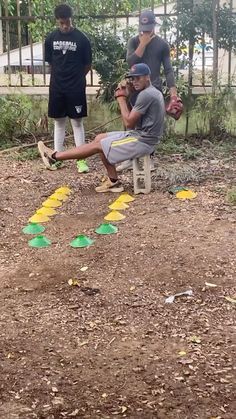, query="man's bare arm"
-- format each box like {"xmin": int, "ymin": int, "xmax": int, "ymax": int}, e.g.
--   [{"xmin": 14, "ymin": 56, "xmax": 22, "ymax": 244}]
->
[{"xmin": 116, "ymin": 96, "xmax": 141, "ymax": 129}]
